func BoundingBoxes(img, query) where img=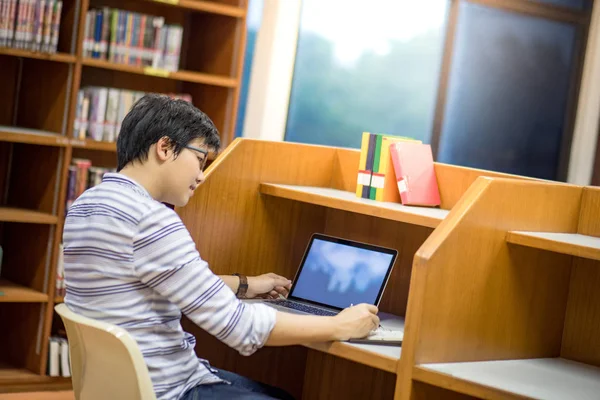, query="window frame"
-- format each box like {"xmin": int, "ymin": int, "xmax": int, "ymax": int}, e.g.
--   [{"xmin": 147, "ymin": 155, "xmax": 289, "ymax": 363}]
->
[{"xmin": 241, "ymin": 0, "xmax": 600, "ymax": 184}]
